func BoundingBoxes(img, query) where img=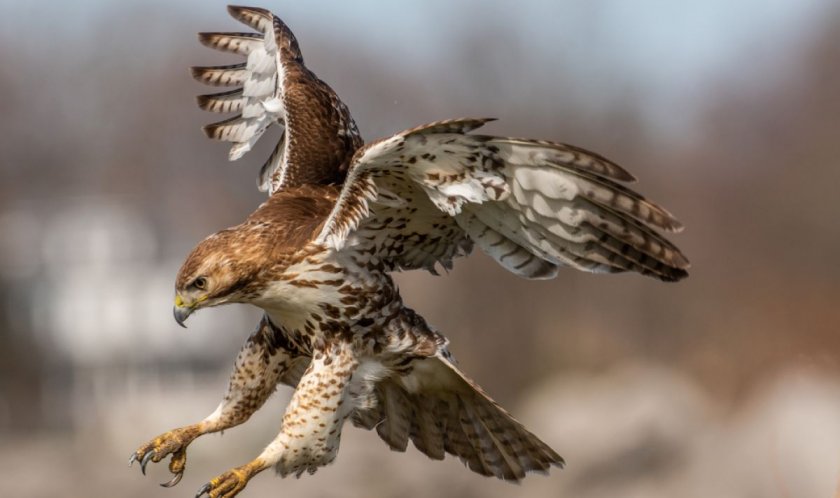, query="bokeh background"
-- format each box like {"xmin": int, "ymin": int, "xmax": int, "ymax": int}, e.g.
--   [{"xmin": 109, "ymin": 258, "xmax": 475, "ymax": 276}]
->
[{"xmin": 1, "ymin": 1, "xmax": 839, "ymax": 497}]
